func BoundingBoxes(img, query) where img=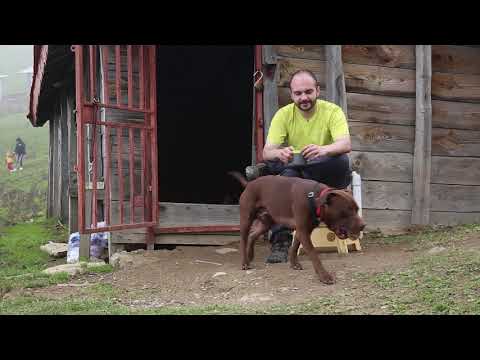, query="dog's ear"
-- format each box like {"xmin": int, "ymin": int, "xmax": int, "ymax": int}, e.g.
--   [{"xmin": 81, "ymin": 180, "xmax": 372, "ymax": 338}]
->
[{"xmin": 319, "ymin": 191, "xmax": 336, "ymax": 206}]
